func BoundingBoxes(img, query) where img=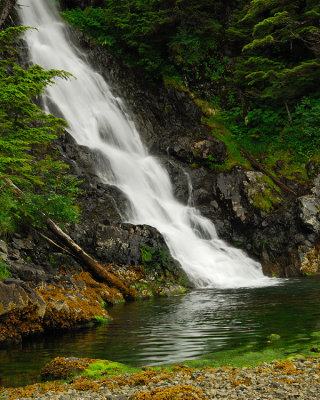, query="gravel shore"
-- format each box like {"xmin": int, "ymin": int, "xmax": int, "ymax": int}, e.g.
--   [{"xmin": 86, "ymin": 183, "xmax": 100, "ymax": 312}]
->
[{"xmin": 1, "ymin": 357, "xmax": 320, "ymax": 399}]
